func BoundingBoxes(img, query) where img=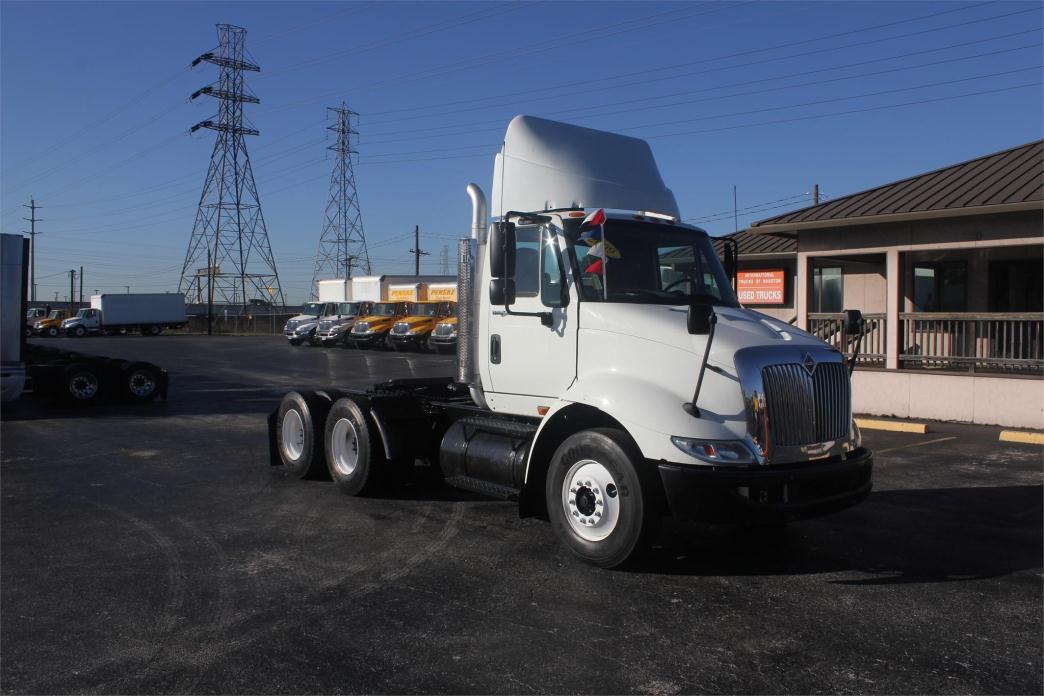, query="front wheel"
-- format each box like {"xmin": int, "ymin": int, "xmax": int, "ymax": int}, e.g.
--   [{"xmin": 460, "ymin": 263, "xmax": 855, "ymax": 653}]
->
[
  {"xmin": 46, "ymin": 326, "xmax": 59, "ymax": 338},
  {"xmin": 72, "ymin": 326, "xmax": 87, "ymax": 338},
  {"xmin": 275, "ymin": 391, "xmax": 332, "ymax": 479},
  {"xmin": 546, "ymin": 428, "xmax": 660, "ymax": 568}
]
